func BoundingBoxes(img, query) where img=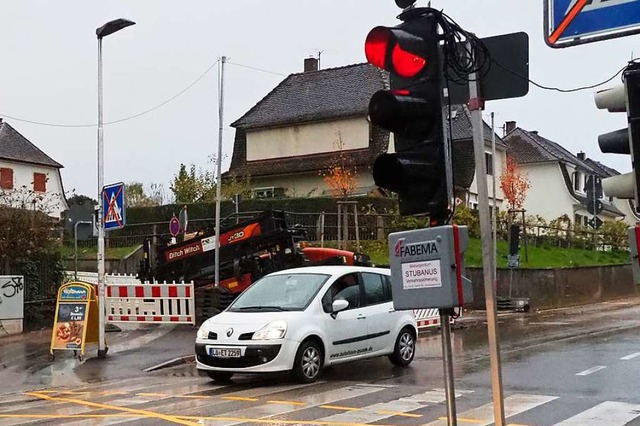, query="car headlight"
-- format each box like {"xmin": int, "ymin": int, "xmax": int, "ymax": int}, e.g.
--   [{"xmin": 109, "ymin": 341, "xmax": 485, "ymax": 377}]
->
[
  {"xmin": 253, "ymin": 320, "xmax": 287, "ymax": 340},
  {"xmin": 197, "ymin": 323, "xmax": 210, "ymax": 339}
]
